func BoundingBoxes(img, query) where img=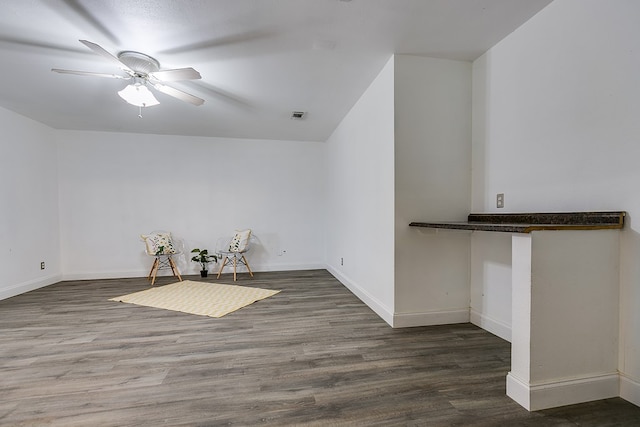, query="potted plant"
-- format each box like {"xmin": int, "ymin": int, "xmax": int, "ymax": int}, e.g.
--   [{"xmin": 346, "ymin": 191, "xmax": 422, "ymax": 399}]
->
[{"xmin": 190, "ymin": 248, "xmax": 217, "ymax": 277}]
